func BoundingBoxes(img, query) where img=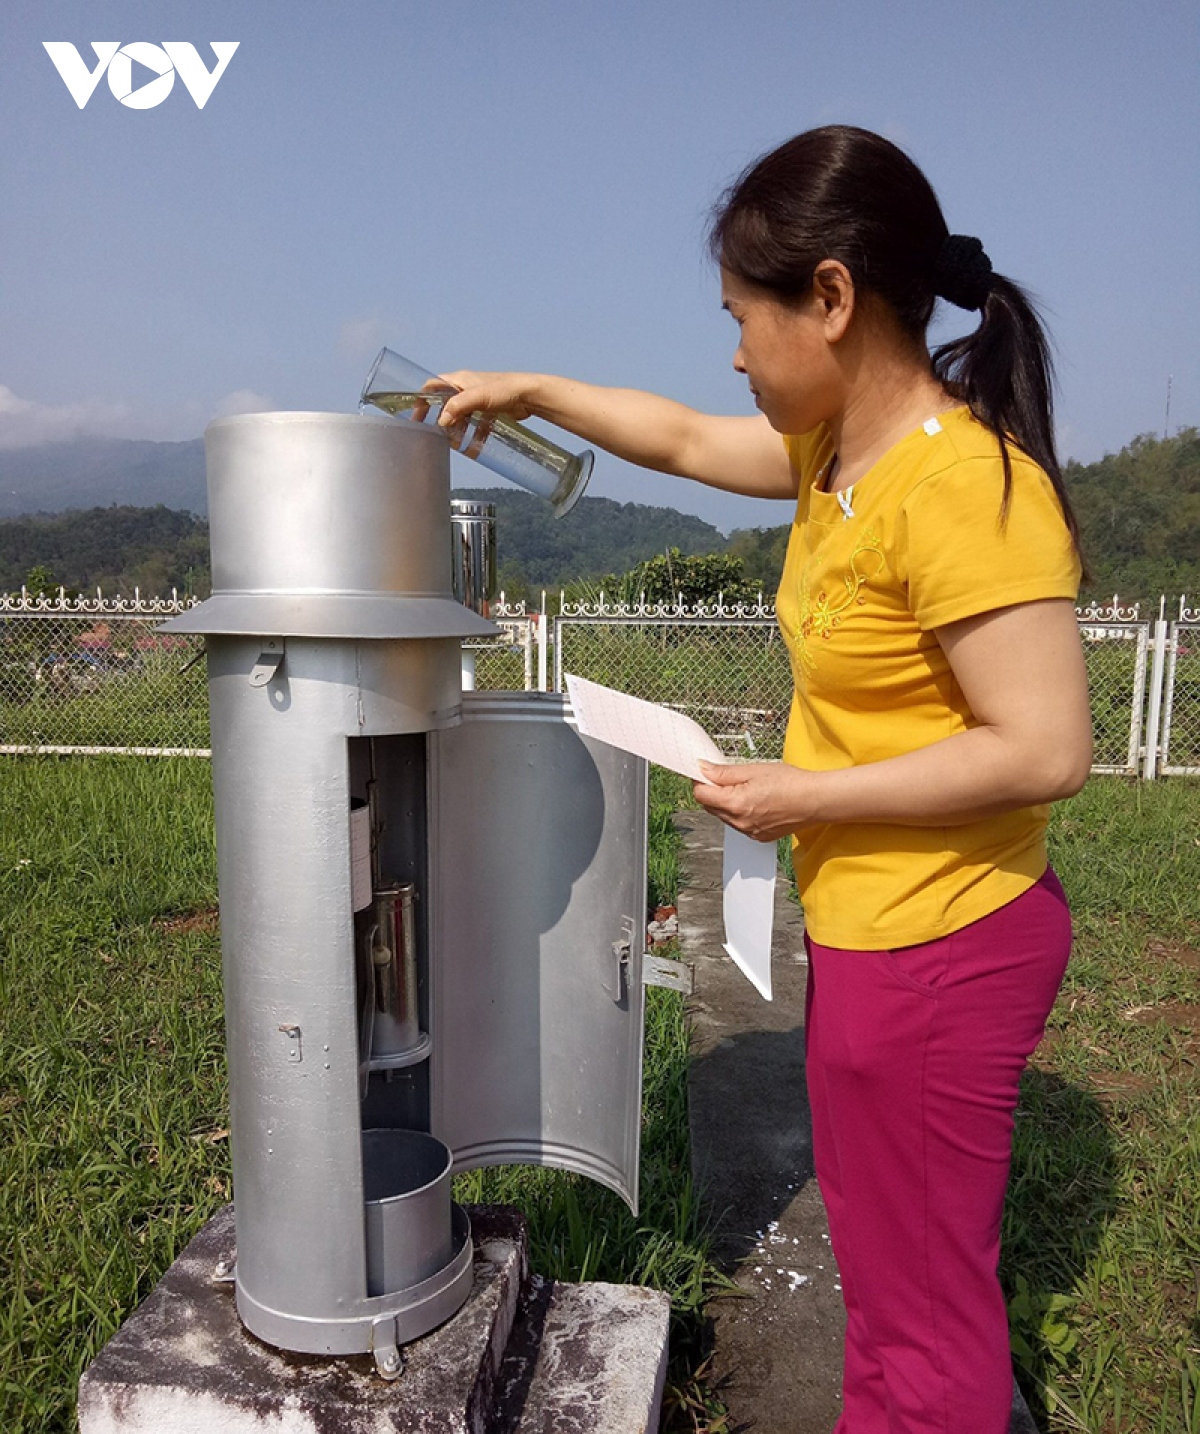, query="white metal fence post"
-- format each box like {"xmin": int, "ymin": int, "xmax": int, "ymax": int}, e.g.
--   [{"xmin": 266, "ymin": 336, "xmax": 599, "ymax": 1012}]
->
[
  {"xmin": 1142, "ymin": 598, "xmax": 1169, "ymax": 780},
  {"xmin": 537, "ymin": 598, "xmax": 549, "ymax": 693},
  {"xmin": 553, "ymin": 593, "xmax": 565, "ymax": 693},
  {"xmin": 1158, "ymin": 596, "xmax": 1200, "ymax": 777}
]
